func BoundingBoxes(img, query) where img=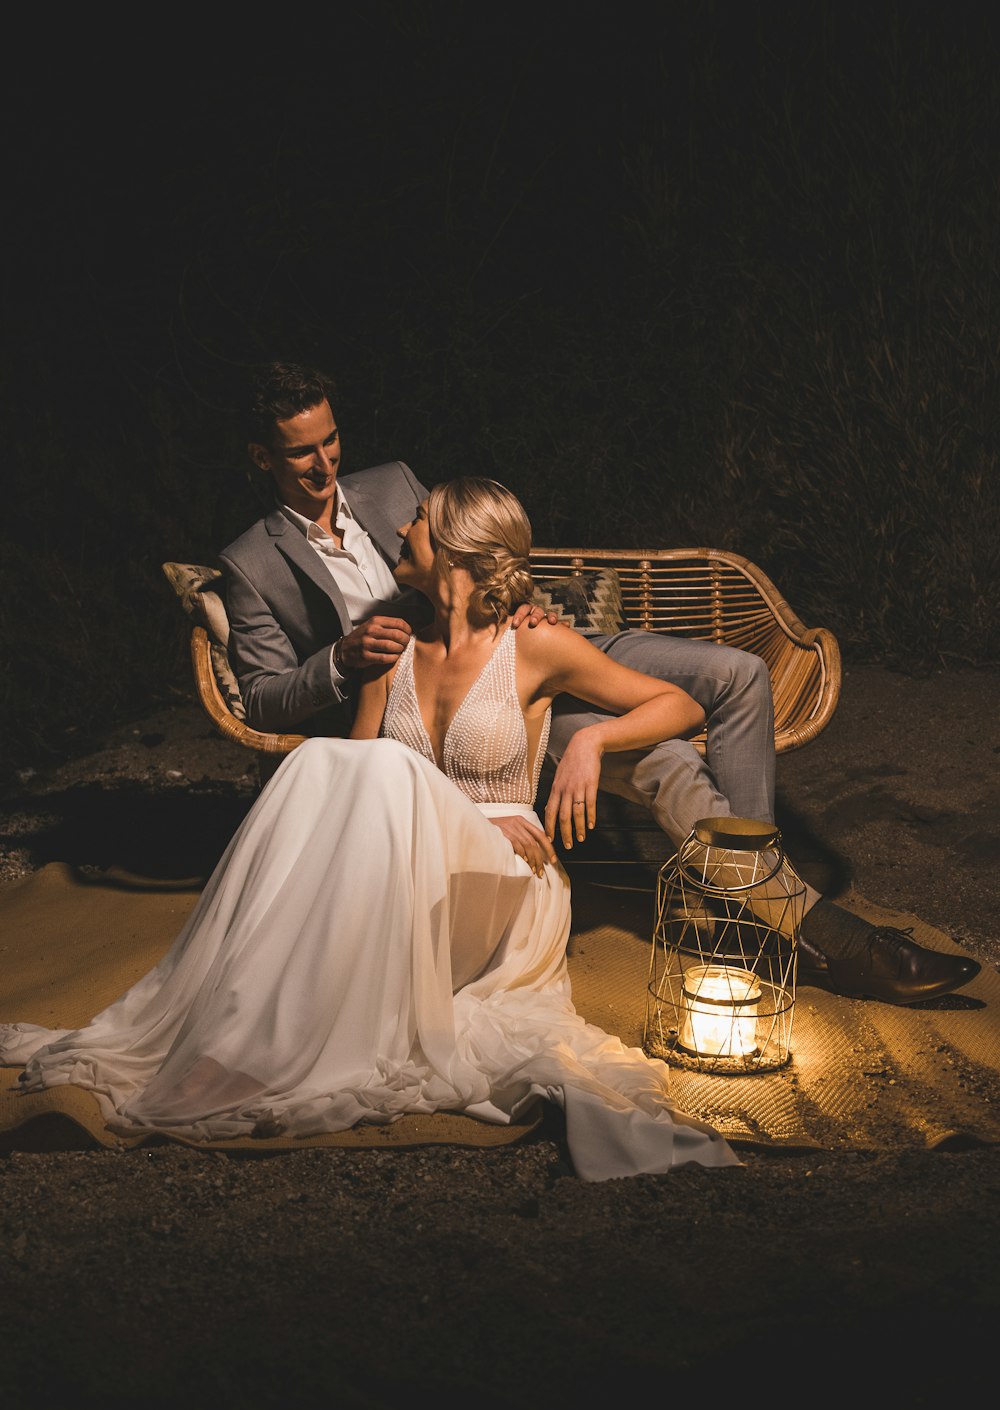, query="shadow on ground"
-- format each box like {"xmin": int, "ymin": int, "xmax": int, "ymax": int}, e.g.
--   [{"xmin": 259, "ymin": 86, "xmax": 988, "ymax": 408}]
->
[
  {"xmin": 2, "ymin": 781, "xmax": 861, "ymax": 900},
  {"xmin": 1, "ymin": 784, "xmax": 254, "ymax": 882}
]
